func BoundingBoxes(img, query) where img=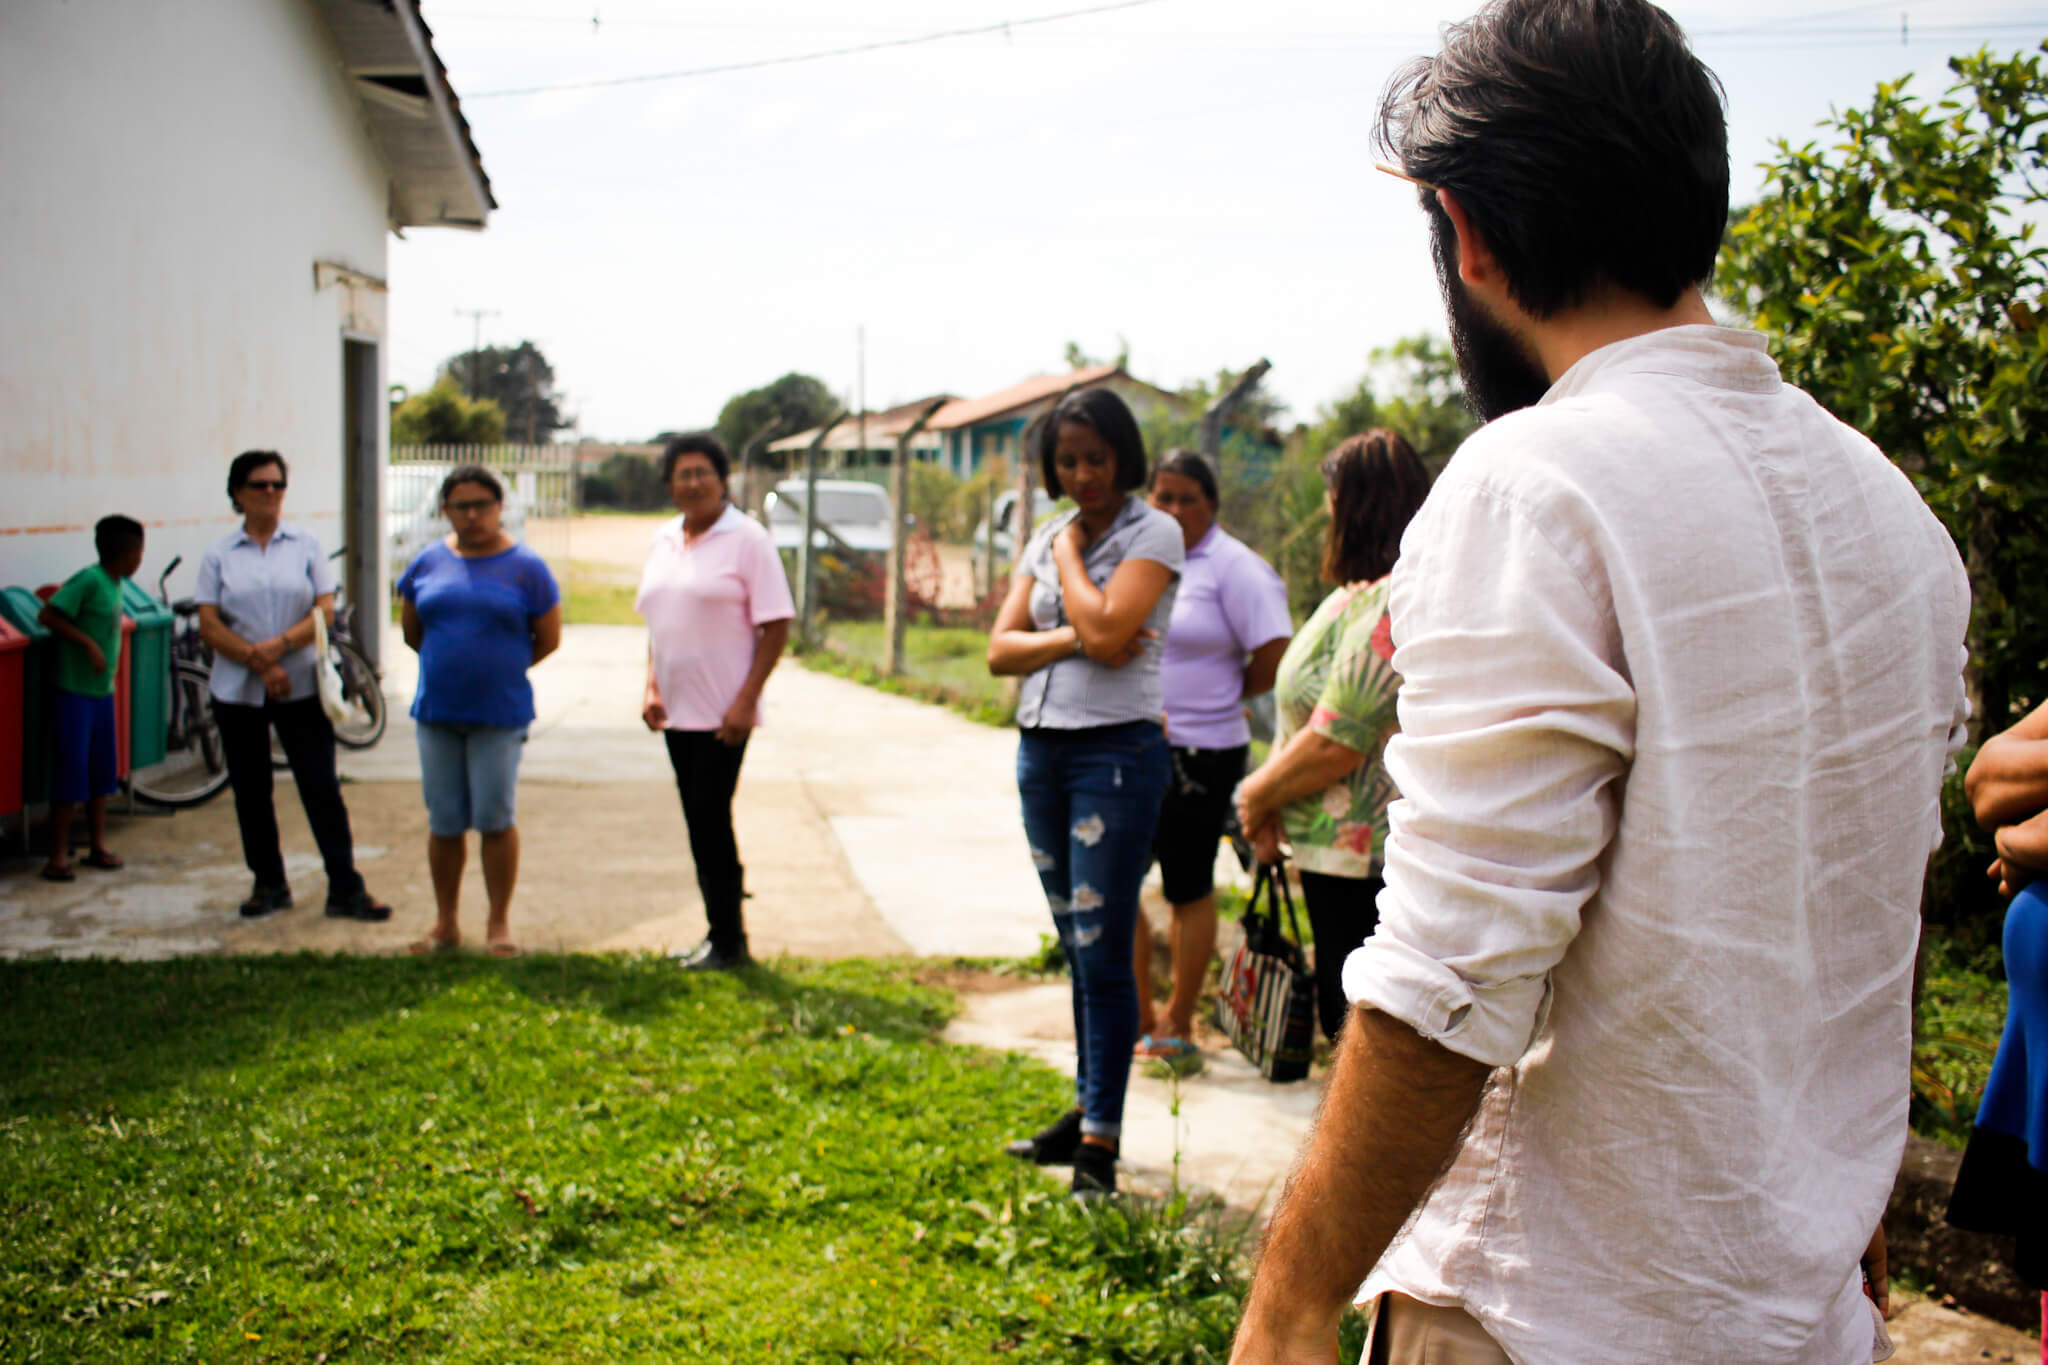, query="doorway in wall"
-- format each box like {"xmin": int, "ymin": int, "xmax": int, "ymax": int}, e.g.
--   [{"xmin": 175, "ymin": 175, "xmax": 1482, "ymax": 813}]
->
[{"xmin": 341, "ymin": 338, "xmax": 381, "ymax": 669}]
